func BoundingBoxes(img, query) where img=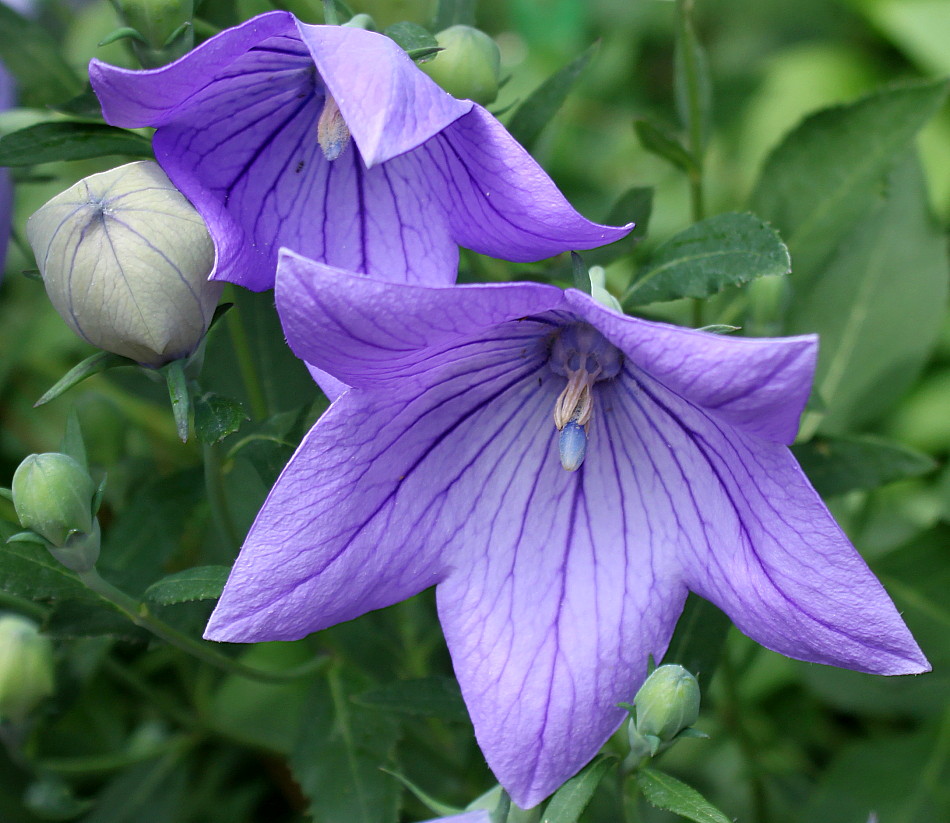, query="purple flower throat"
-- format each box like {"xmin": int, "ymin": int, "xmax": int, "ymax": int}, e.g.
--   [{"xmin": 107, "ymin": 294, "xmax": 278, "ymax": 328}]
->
[{"xmin": 548, "ymin": 323, "xmax": 623, "ymax": 472}]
